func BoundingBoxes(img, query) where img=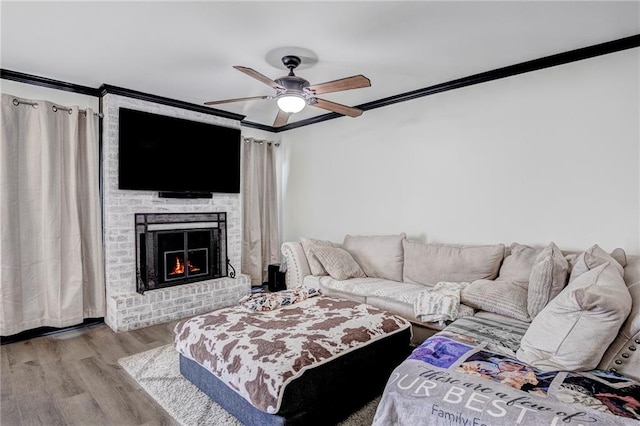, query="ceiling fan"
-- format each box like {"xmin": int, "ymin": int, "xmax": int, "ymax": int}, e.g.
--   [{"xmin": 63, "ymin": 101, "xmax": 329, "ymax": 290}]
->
[{"xmin": 204, "ymin": 55, "xmax": 371, "ymax": 127}]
